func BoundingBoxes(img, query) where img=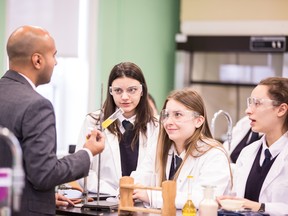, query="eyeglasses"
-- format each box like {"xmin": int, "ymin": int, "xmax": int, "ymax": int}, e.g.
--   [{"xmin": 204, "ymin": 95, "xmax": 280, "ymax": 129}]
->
[
  {"xmin": 109, "ymin": 85, "xmax": 142, "ymax": 96},
  {"xmin": 160, "ymin": 109, "xmax": 200, "ymax": 124},
  {"xmin": 247, "ymin": 97, "xmax": 279, "ymax": 109}
]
